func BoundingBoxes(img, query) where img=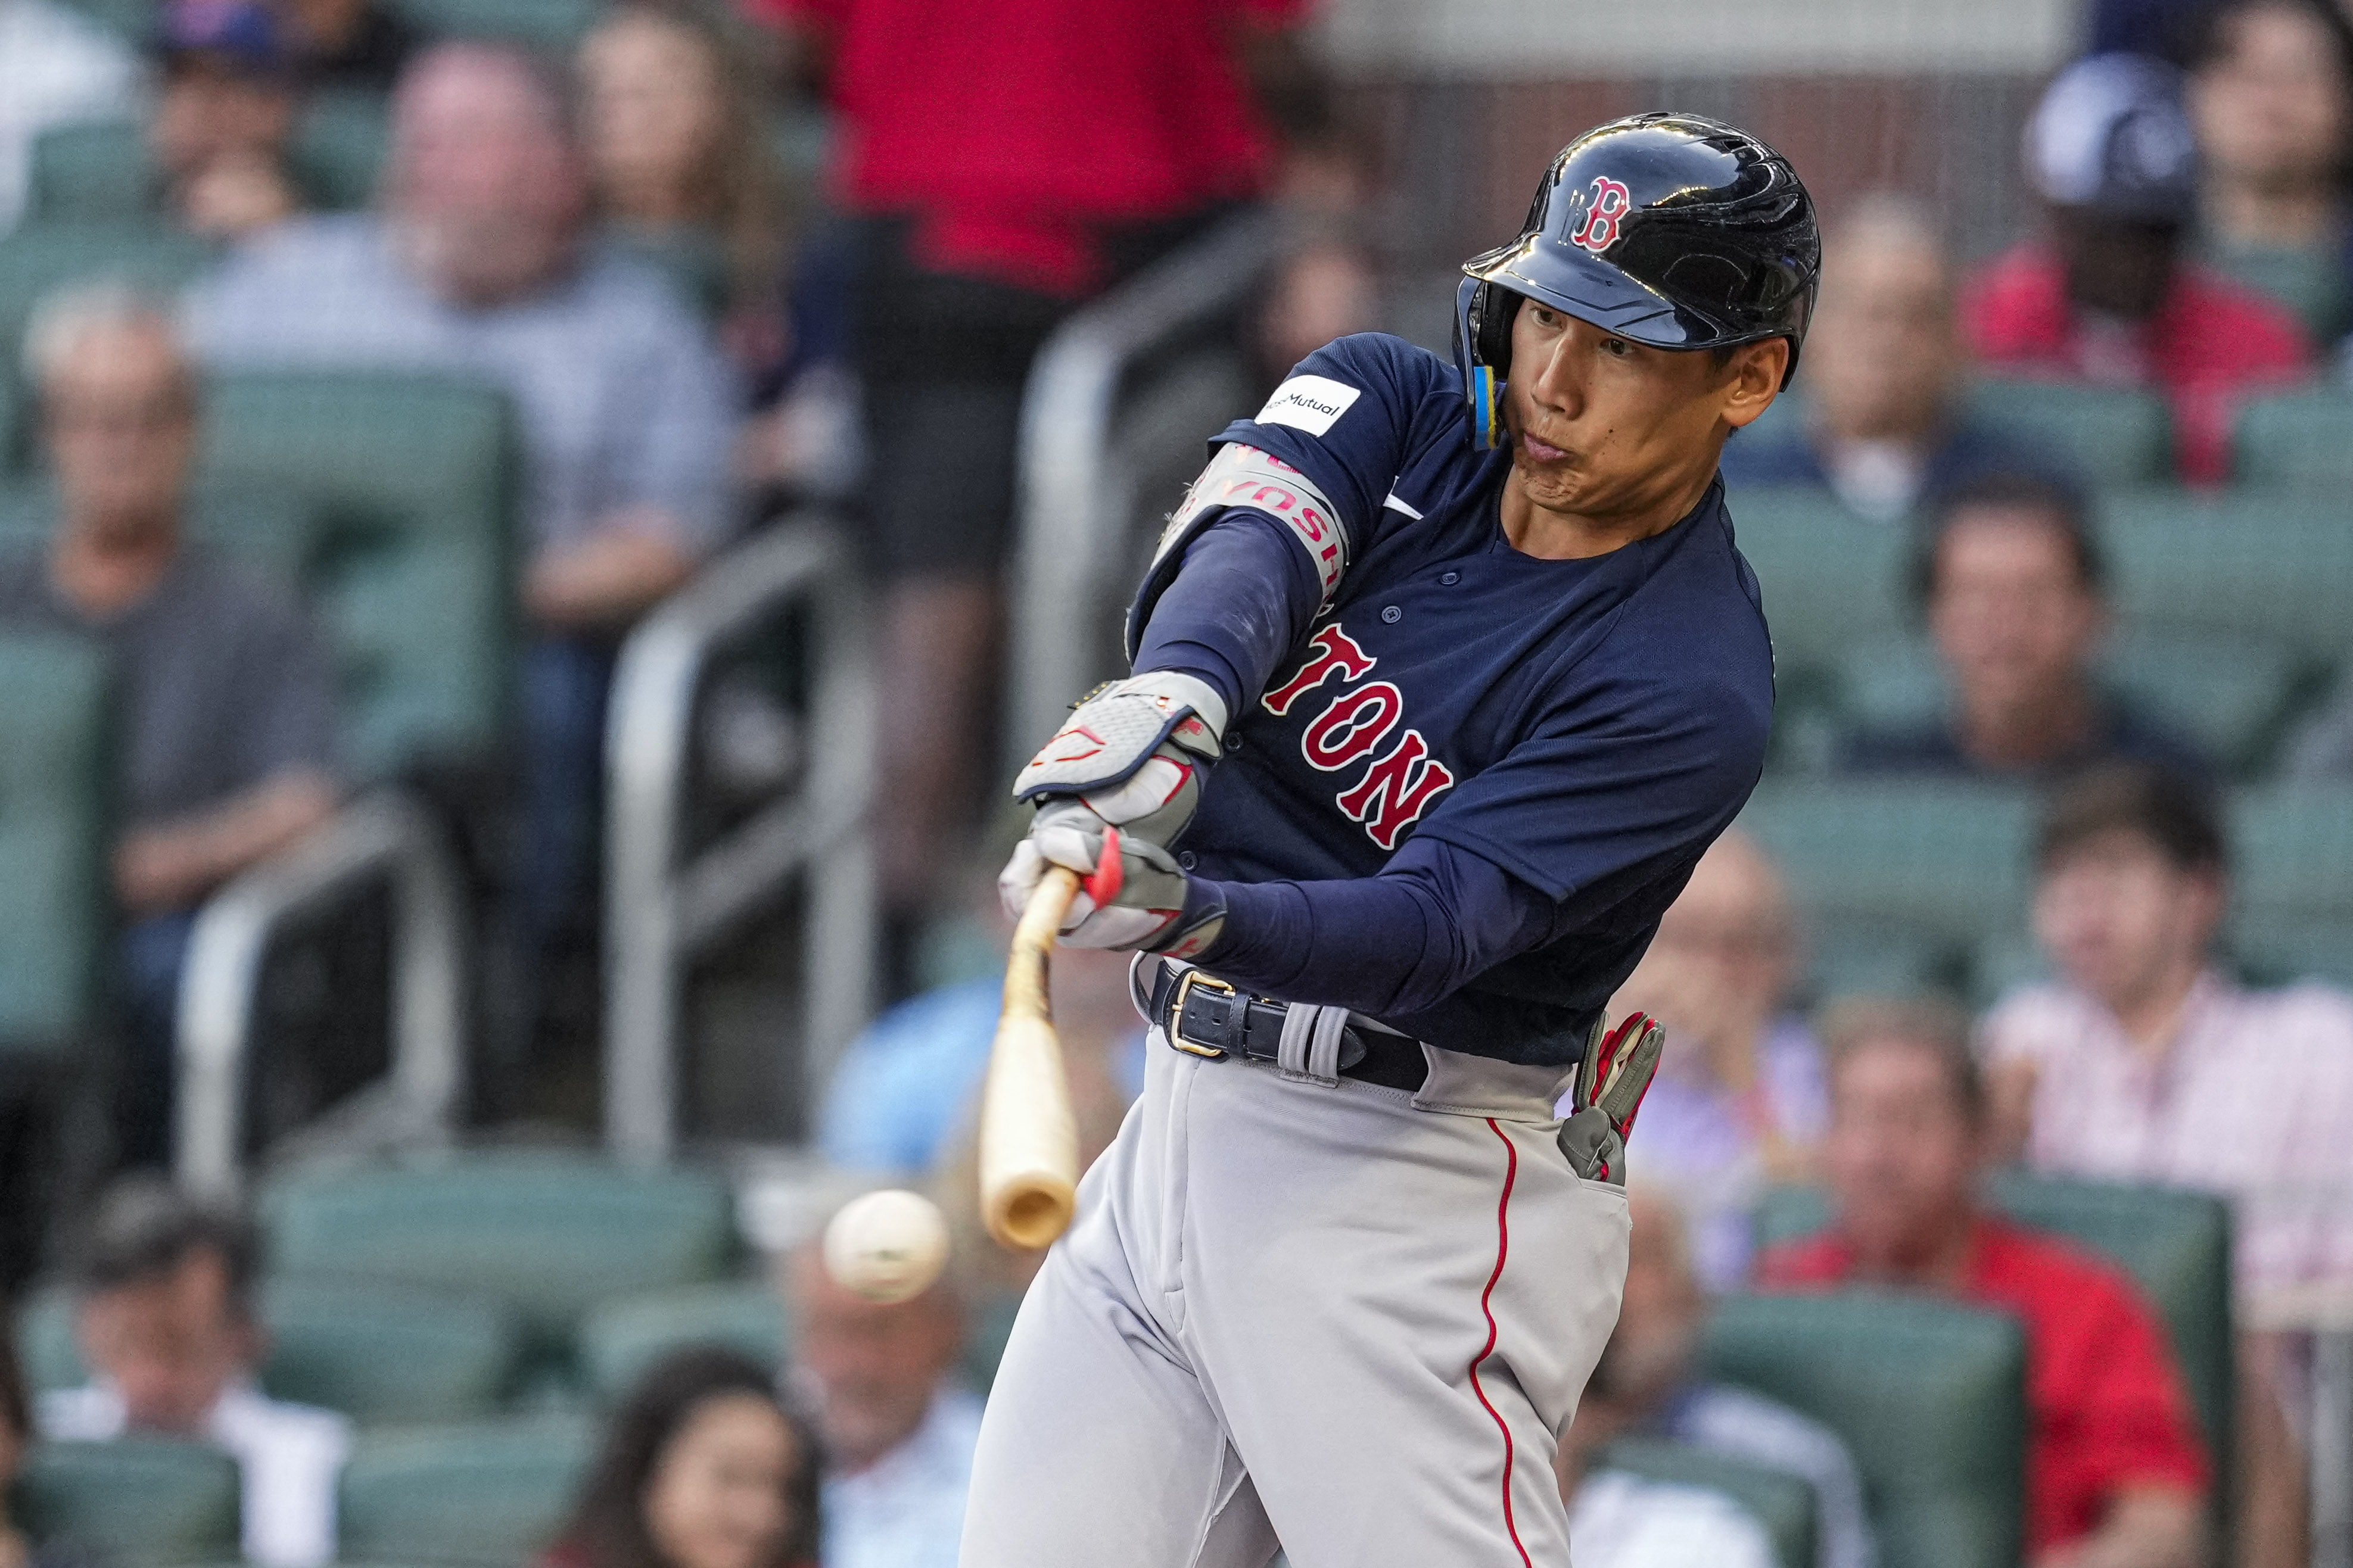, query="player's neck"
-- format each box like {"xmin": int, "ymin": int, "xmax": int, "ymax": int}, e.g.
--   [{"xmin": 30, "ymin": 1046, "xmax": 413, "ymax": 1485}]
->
[{"xmin": 1497, "ymin": 463, "xmax": 1716, "ymax": 561}]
